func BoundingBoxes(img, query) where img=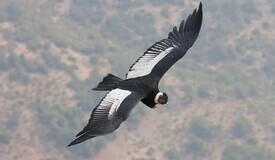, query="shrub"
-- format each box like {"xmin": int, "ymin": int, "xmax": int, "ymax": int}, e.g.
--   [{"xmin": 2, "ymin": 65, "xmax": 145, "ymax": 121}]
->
[
  {"xmin": 19, "ymin": 55, "xmax": 48, "ymax": 74},
  {"xmin": 164, "ymin": 149, "xmax": 180, "ymax": 160},
  {"xmin": 196, "ymin": 86, "xmax": 211, "ymax": 99},
  {"xmin": 185, "ymin": 137, "xmax": 206, "ymax": 156},
  {"xmin": 188, "ymin": 117, "xmax": 219, "ymax": 141},
  {"xmin": 69, "ymin": 0, "xmax": 105, "ymax": 25},
  {"xmin": 222, "ymin": 144, "xmax": 275, "ymax": 160},
  {"xmin": 101, "ymin": 15, "xmax": 132, "ymax": 42},
  {"xmin": 231, "ymin": 117, "xmax": 253, "ymax": 139},
  {"xmin": 0, "ymin": 133, "xmax": 10, "ymax": 145},
  {"xmin": 0, "ymin": 53, "xmax": 10, "ymax": 71},
  {"xmin": 8, "ymin": 65, "xmax": 29, "ymax": 83},
  {"xmin": 6, "ymin": 2, "xmax": 22, "ymax": 22}
]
